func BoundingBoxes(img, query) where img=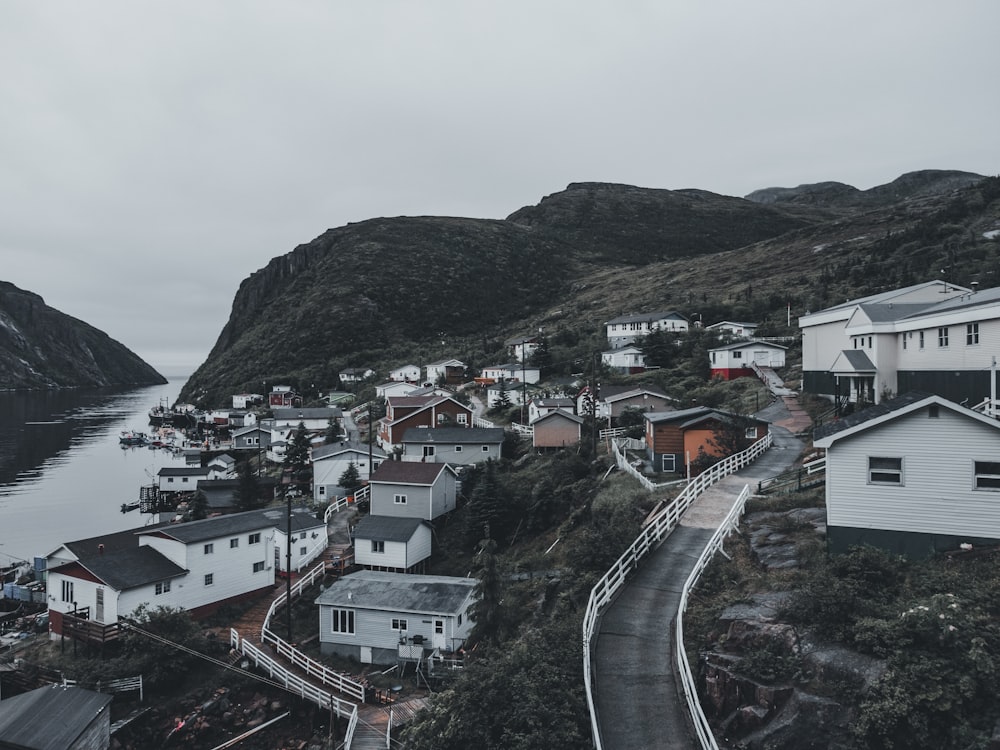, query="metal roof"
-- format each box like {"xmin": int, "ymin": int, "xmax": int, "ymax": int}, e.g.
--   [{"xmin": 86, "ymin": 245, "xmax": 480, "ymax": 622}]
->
[
  {"xmin": 353, "ymin": 515, "xmax": 426, "ymax": 543},
  {"xmin": 314, "ymin": 570, "xmax": 476, "ymax": 615},
  {"xmin": 0, "ymin": 685, "xmax": 113, "ymax": 750}
]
